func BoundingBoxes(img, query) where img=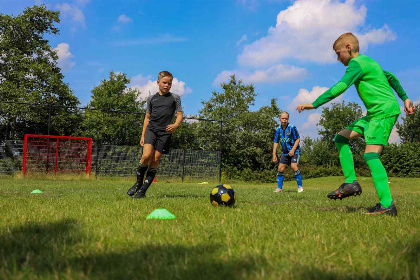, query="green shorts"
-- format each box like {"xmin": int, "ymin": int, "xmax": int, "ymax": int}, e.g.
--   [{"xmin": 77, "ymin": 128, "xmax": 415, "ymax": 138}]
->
[{"xmin": 346, "ymin": 115, "xmax": 398, "ymax": 145}]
